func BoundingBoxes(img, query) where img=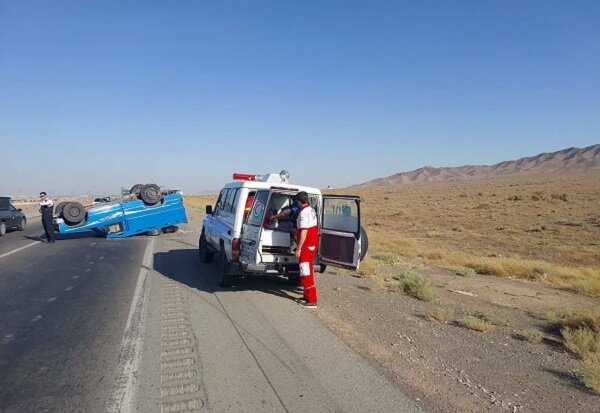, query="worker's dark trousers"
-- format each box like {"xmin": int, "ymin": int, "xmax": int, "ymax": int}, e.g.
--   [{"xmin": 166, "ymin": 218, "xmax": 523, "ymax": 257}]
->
[{"xmin": 42, "ymin": 214, "xmax": 55, "ymax": 242}]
